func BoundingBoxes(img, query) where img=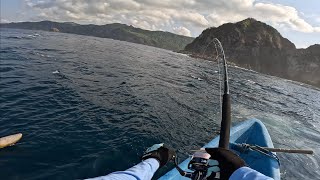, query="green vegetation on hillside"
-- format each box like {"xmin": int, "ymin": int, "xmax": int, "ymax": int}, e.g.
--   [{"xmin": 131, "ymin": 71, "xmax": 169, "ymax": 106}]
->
[{"xmin": 0, "ymin": 21, "xmax": 194, "ymax": 51}]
